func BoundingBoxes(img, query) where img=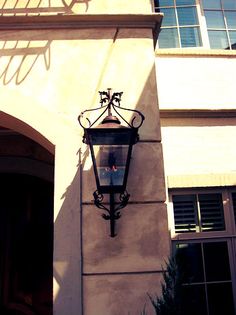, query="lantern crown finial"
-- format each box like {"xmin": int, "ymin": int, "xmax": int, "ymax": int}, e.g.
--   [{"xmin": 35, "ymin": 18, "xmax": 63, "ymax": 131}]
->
[{"xmin": 78, "ymin": 89, "xmax": 145, "ymax": 130}]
